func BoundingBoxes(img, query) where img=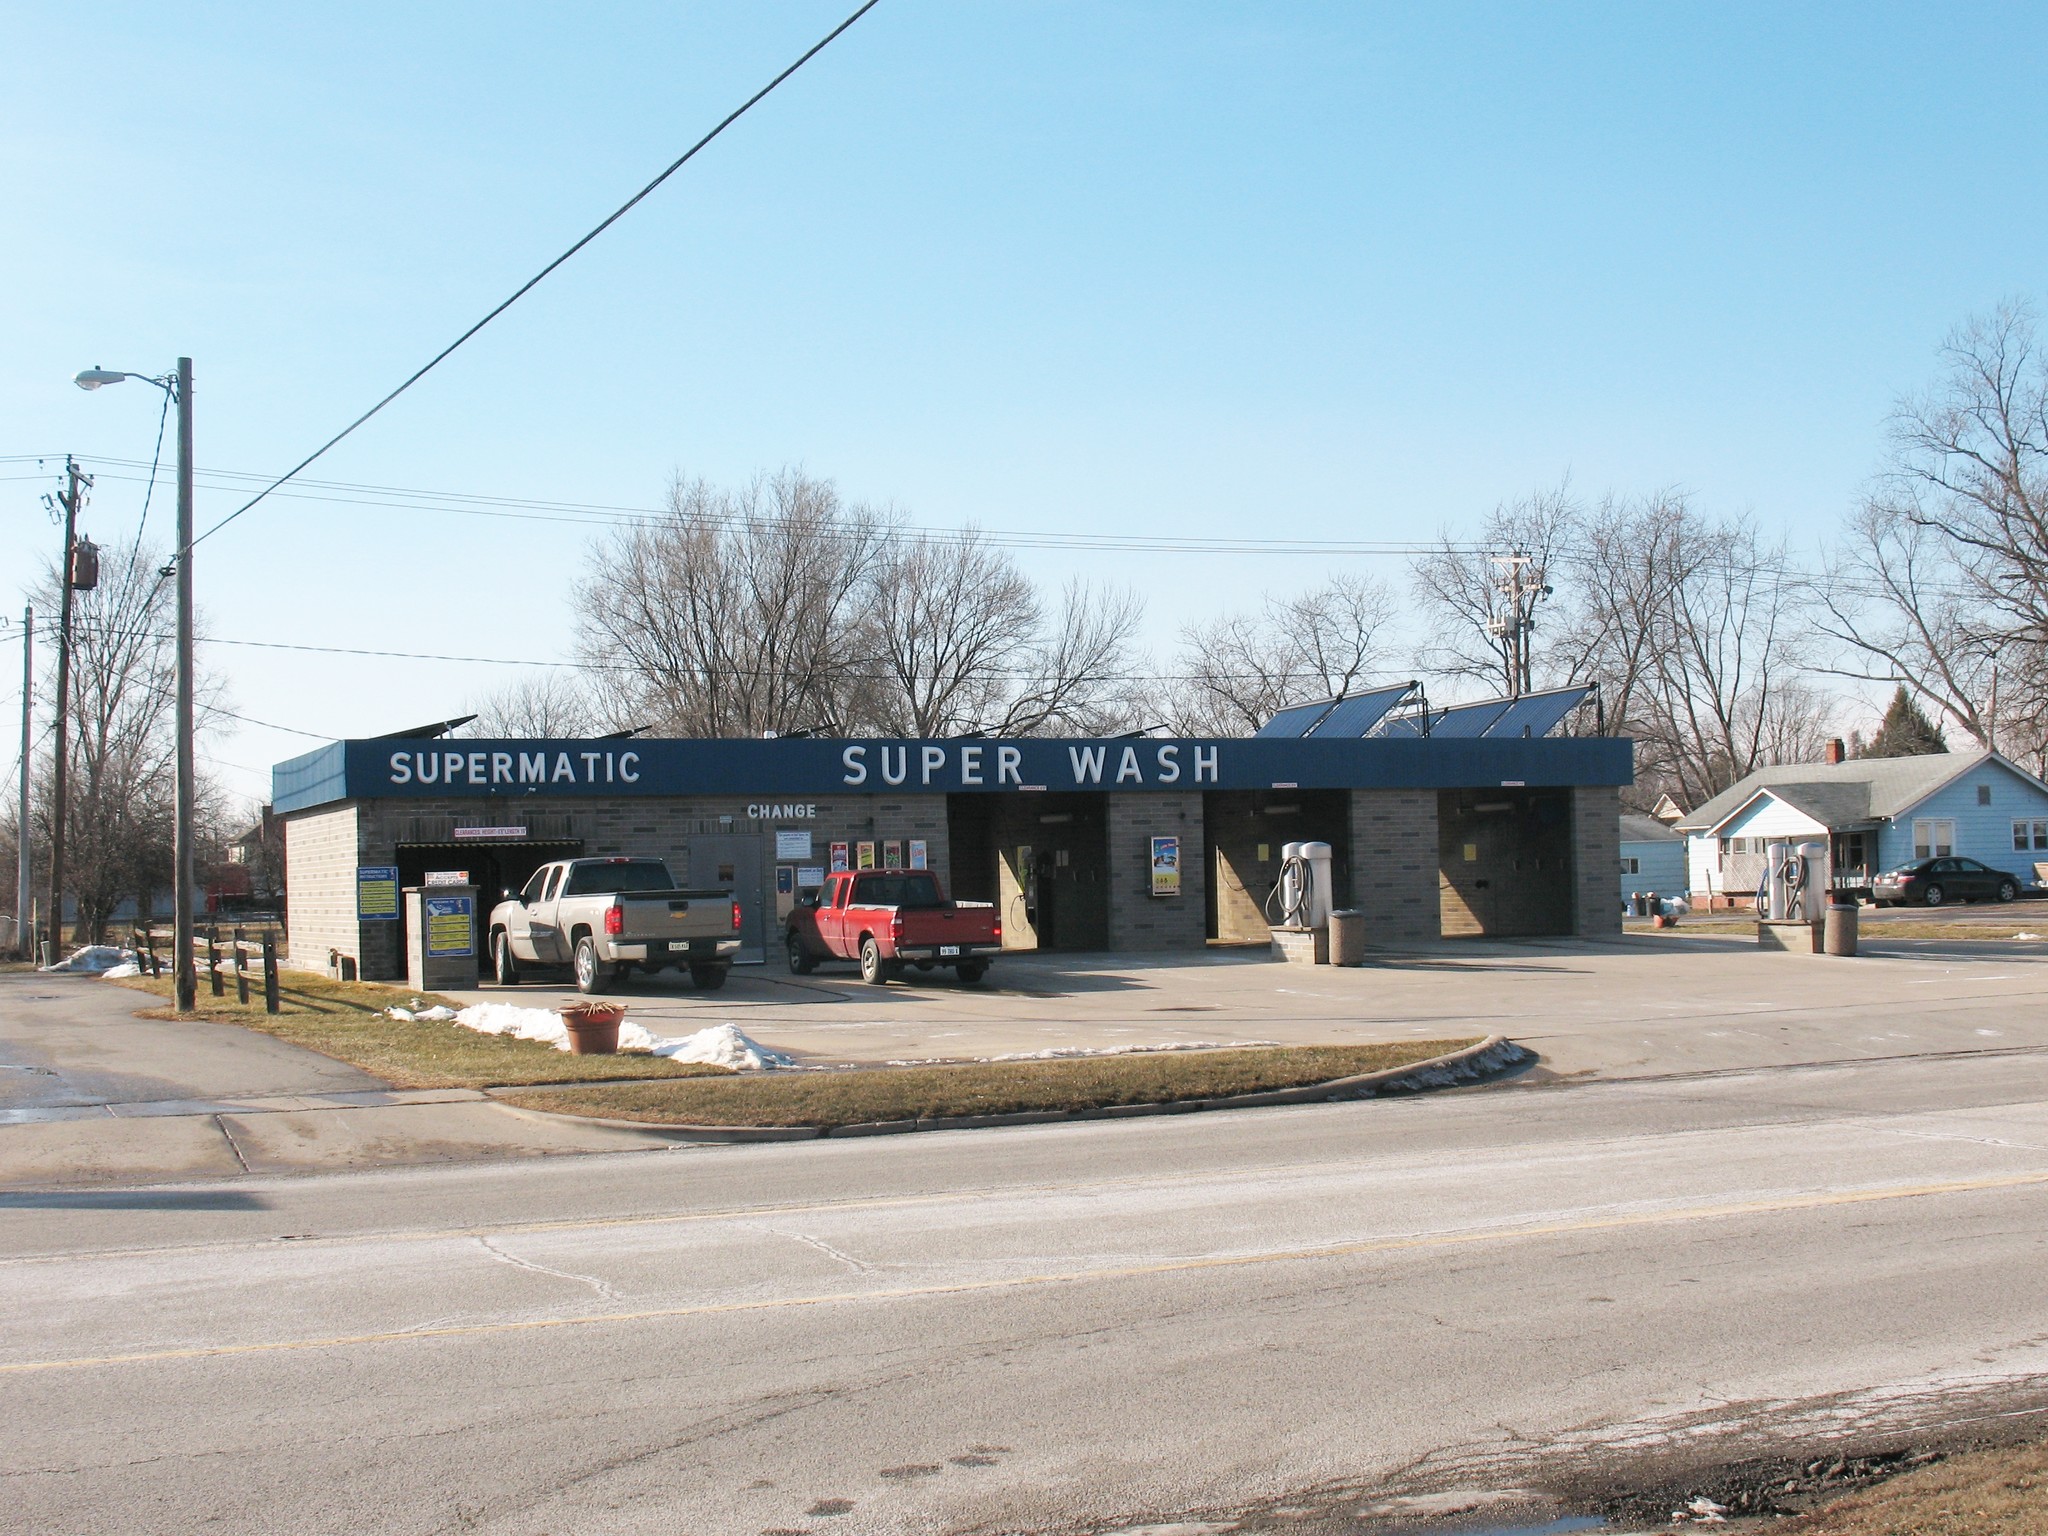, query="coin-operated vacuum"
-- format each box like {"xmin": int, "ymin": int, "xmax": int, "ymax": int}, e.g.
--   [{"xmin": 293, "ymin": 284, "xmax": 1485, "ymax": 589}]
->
[
  {"xmin": 1757, "ymin": 839, "xmax": 1829, "ymax": 920},
  {"xmin": 1267, "ymin": 840, "xmax": 1334, "ymax": 927}
]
